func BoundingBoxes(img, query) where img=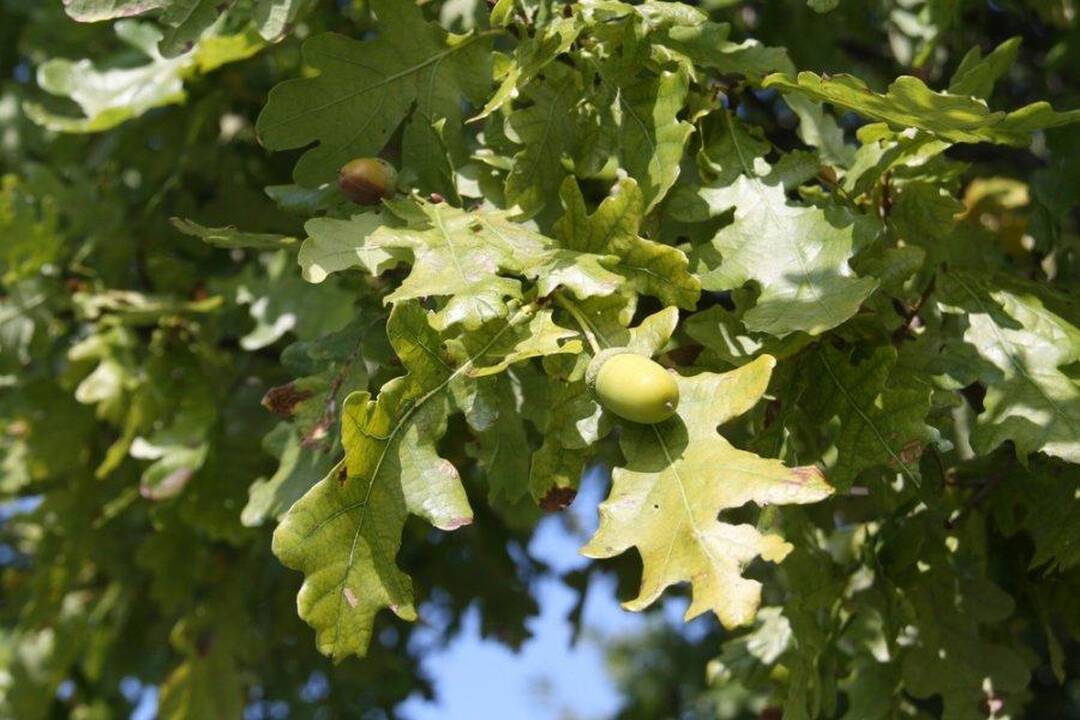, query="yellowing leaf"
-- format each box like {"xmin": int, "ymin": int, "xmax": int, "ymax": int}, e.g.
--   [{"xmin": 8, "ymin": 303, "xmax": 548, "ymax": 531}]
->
[
  {"xmin": 583, "ymin": 355, "xmax": 832, "ymax": 628},
  {"xmin": 298, "ymin": 213, "xmax": 405, "ymax": 283},
  {"xmin": 272, "ymin": 301, "xmax": 555, "ymax": 659},
  {"xmin": 446, "ymin": 307, "xmax": 581, "ymax": 377},
  {"xmin": 367, "ymin": 198, "xmax": 621, "ymax": 330}
]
